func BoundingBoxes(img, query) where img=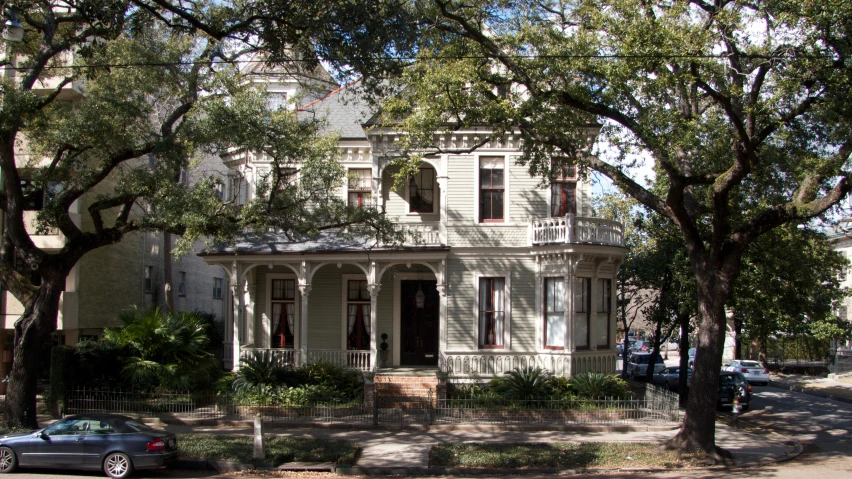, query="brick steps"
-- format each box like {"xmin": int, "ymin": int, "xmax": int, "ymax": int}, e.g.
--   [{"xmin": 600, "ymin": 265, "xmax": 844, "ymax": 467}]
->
[{"xmin": 375, "ymin": 375, "xmax": 438, "ymax": 399}]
